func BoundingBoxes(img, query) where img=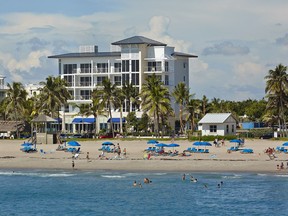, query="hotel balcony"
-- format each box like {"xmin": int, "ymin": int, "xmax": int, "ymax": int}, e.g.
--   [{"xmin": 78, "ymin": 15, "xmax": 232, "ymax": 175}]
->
[
  {"xmin": 144, "ymin": 66, "xmax": 169, "ymax": 73},
  {"xmin": 68, "ymin": 94, "xmax": 92, "ymax": 102}
]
